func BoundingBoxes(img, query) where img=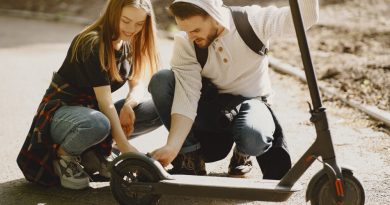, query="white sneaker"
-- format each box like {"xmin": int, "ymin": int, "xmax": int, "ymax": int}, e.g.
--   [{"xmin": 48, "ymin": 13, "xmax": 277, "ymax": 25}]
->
[{"xmin": 53, "ymin": 155, "xmax": 90, "ymax": 189}]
